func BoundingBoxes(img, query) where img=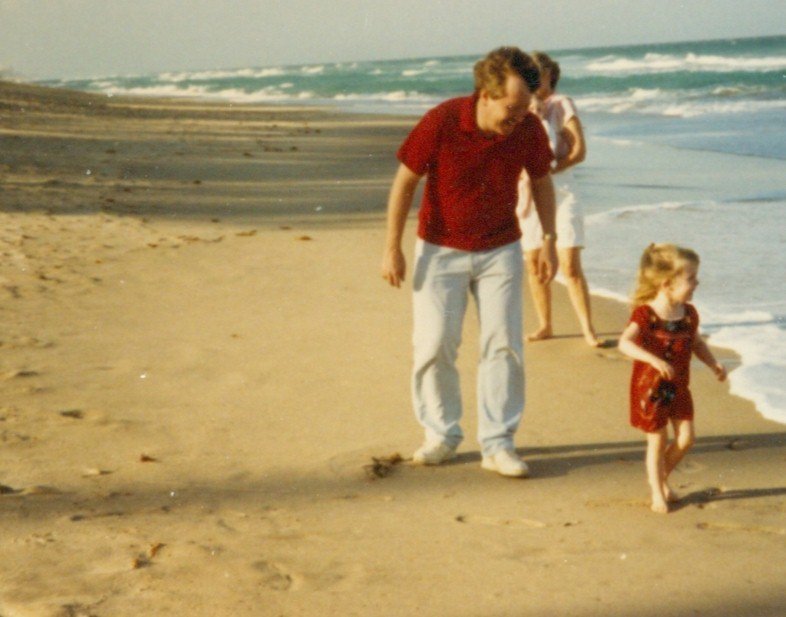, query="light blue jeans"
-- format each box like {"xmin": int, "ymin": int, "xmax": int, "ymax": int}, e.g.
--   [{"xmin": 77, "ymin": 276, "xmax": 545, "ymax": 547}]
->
[{"xmin": 411, "ymin": 239, "xmax": 525, "ymax": 456}]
